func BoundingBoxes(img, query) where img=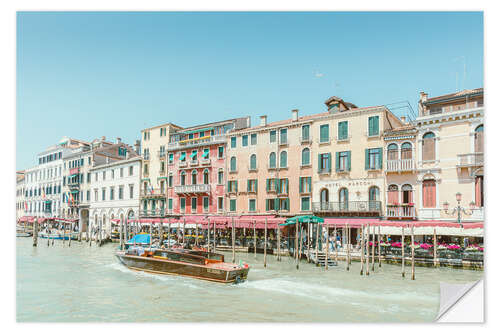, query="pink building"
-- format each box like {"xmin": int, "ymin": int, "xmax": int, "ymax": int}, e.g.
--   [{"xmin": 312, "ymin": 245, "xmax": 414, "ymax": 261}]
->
[{"xmin": 166, "ymin": 117, "xmax": 250, "ymax": 216}]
